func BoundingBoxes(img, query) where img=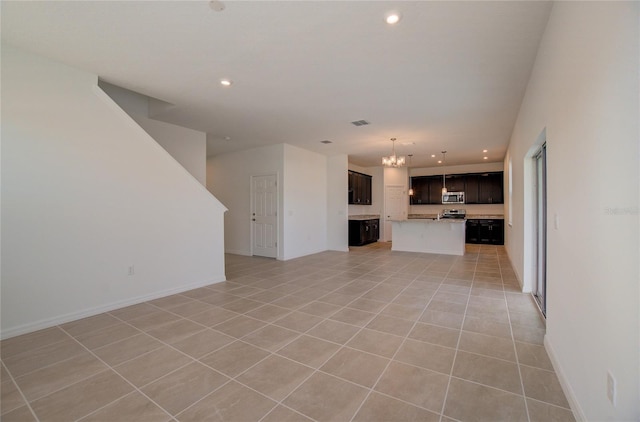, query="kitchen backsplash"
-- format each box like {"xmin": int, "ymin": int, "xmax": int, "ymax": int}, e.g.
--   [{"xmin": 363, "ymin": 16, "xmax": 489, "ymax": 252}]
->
[{"xmin": 409, "ymin": 203, "xmax": 505, "ymax": 216}]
